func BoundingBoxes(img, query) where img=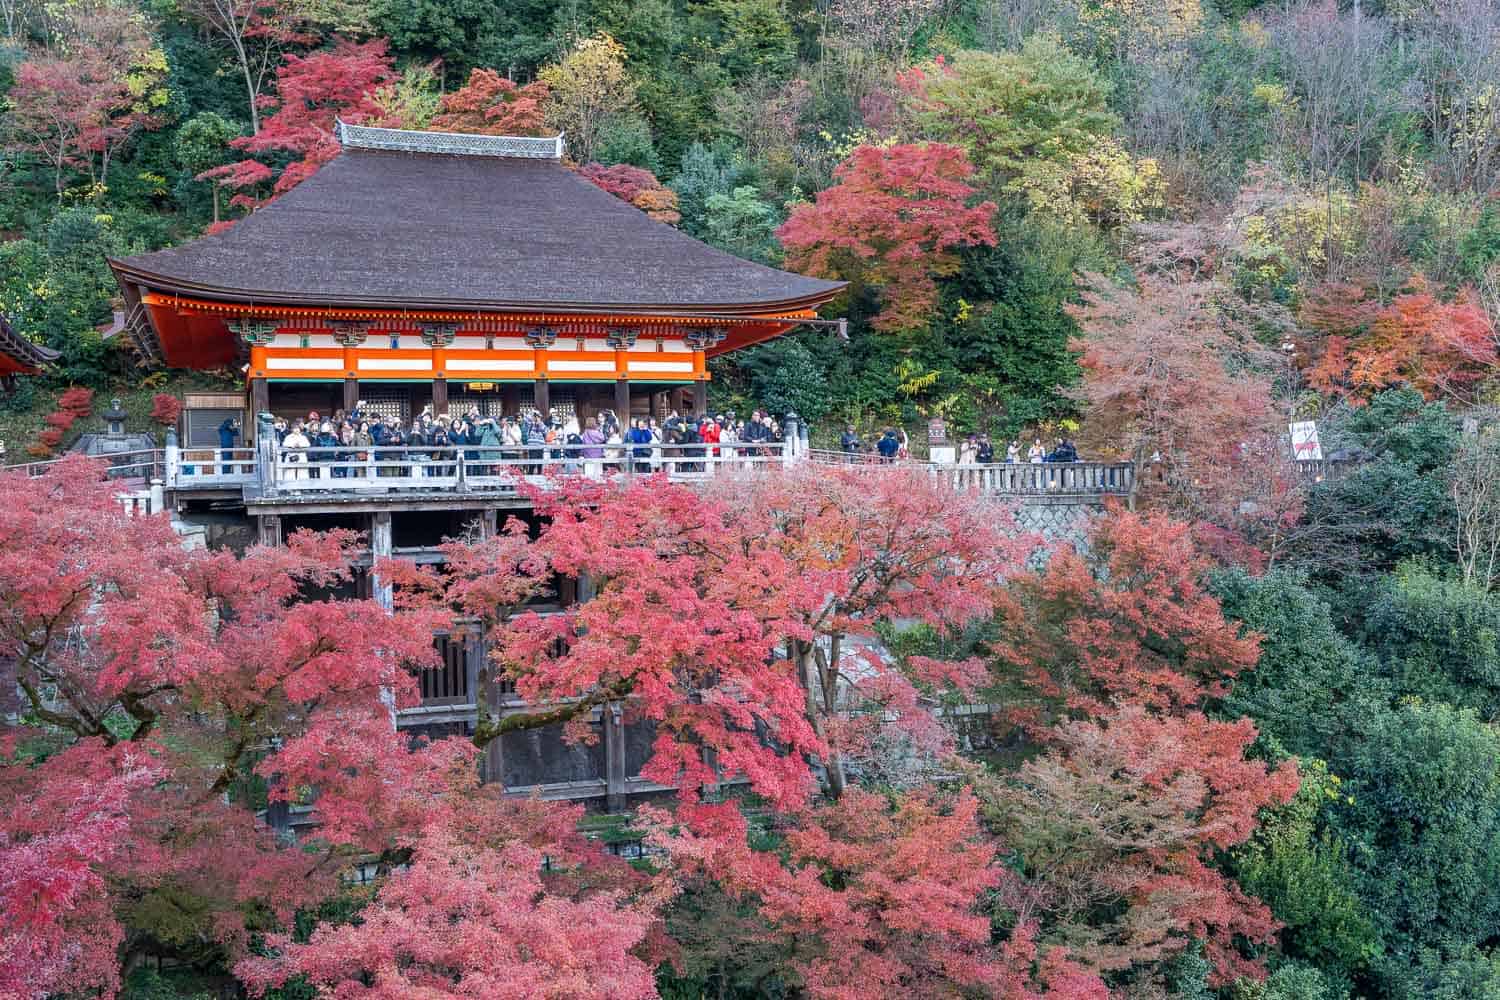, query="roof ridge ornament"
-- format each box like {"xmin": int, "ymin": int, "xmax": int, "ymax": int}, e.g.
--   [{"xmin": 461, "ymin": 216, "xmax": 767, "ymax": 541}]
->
[{"xmin": 335, "ymin": 119, "xmax": 565, "ymax": 160}]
